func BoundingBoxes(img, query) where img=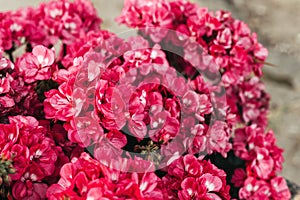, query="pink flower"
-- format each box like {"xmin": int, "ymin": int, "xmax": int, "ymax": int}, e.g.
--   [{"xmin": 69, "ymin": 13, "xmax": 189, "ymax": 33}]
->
[
  {"xmin": 106, "ymin": 129, "xmax": 127, "ymax": 149},
  {"xmin": 65, "ymin": 117, "xmax": 101, "ymax": 147},
  {"xmin": 0, "ymin": 95, "xmax": 15, "ymax": 109},
  {"xmin": 250, "ymin": 147, "xmax": 275, "ymax": 180},
  {"xmin": 0, "ymin": 115, "xmax": 64, "ymax": 200},
  {"xmin": 2, "ymin": 144, "xmax": 29, "ymax": 181},
  {"xmin": 8, "ymin": 115, "xmax": 46, "ymax": 147},
  {"xmin": 189, "ymin": 124, "xmax": 207, "ymax": 153},
  {"xmin": 96, "ymin": 83, "xmax": 128, "ymax": 131},
  {"xmin": 32, "ymin": 45, "xmax": 55, "ymax": 67},
  {"xmin": 35, "ymin": 0, "xmax": 102, "ymax": 45},
  {"xmin": 270, "ymin": 176, "xmax": 291, "ymax": 200},
  {"xmin": 0, "ymin": 25, "xmax": 13, "ymax": 50},
  {"xmin": 117, "ymin": 0, "xmax": 173, "ymax": 29},
  {"xmin": 149, "ymin": 110, "xmax": 180, "ymax": 142},
  {"xmin": 189, "ymin": 121, "xmax": 232, "ymax": 157},
  {"xmin": 226, "ymin": 77, "xmax": 270, "ymax": 128},
  {"xmin": 214, "ymin": 28, "xmax": 232, "ymax": 49},
  {"xmin": 238, "ymin": 175, "xmax": 290, "ymax": 200},
  {"xmin": 0, "ymin": 123, "xmax": 19, "ymax": 149},
  {"xmin": 188, "ymin": 10, "xmax": 222, "ymax": 39},
  {"xmin": 29, "ymin": 138, "xmax": 58, "ymax": 177},
  {"xmin": 71, "ymin": 0, "xmax": 102, "ymax": 30},
  {"xmin": 11, "ymin": 163, "xmax": 48, "ymax": 199},
  {"xmin": 17, "ymin": 45, "xmax": 55, "ymax": 83},
  {"xmin": 44, "ymin": 82, "xmax": 74, "ymax": 121},
  {"xmin": 181, "ymin": 91, "xmax": 199, "ymax": 114},
  {"xmin": 205, "ymin": 121, "xmax": 232, "ymax": 157},
  {"xmin": 124, "ymin": 177, "xmax": 162, "ymax": 199},
  {"xmin": 239, "ymin": 177, "xmax": 271, "ymax": 200},
  {"xmin": 128, "ymin": 112, "xmax": 148, "ymax": 140}
]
